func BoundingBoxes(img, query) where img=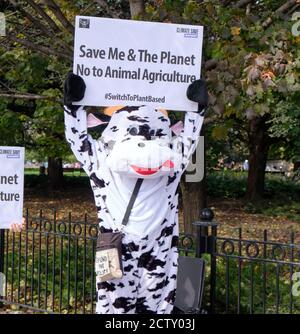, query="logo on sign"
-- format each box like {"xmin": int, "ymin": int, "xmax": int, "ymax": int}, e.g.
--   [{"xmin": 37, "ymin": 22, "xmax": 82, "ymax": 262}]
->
[
  {"xmin": 176, "ymin": 27, "xmax": 198, "ymax": 38},
  {"xmin": 79, "ymin": 18, "xmax": 90, "ymax": 29},
  {"xmin": 0, "ymin": 148, "xmax": 20, "ymax": 159}
]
